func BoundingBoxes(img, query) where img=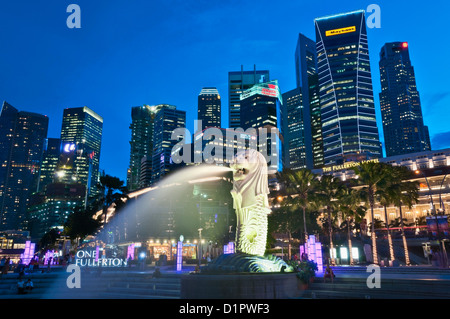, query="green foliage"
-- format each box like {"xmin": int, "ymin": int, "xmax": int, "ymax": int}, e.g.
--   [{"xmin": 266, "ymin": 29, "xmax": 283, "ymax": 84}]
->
[{"xmin": 291, "ymin": 260, "xmax": 318, "ymax": 283}]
